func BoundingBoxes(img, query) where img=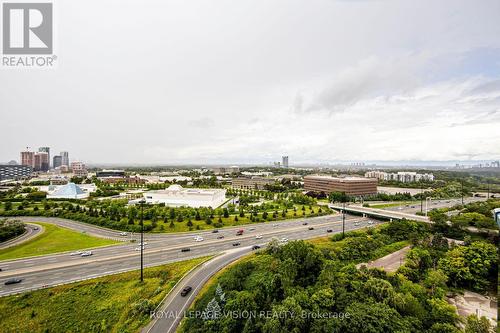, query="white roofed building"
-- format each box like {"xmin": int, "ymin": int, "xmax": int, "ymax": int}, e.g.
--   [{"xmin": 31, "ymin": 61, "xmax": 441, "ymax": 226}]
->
[{"xmin": 143, "ymin": 185, "xmax": 226, "ymax": 208}]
